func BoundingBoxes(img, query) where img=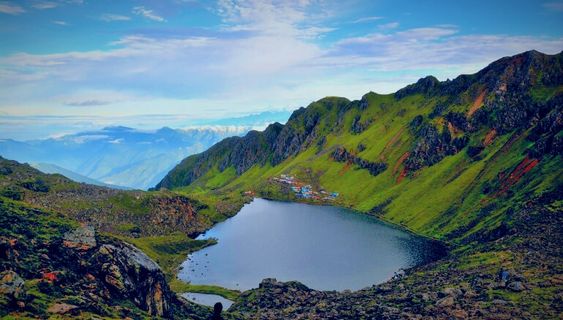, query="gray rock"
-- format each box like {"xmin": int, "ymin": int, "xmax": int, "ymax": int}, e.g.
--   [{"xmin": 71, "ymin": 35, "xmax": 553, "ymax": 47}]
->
[
  {"xmin": 92, "ymin": 243, "xmax": 169, "ymax": 316},
  {"xmin": 63, "ymin": 226, "xmax": 97, "ymax": 250},
  {"xmin": 0, "ymin": 271, "xmax": 24, "ymax": 299},
  {"xmin": 442, "ymin": 287, "xmax": 463, "ymax": 297},
  {"xmin": 436, "ymin": 296, "xmax": 455, "ymax": 307},
  {"xmin": 499, "ymin": 269, "xmax": 510, "ymax": 282},
  {"xmin": 507, "ymin": 281, "xmax": 525, "ymax": 292}
]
